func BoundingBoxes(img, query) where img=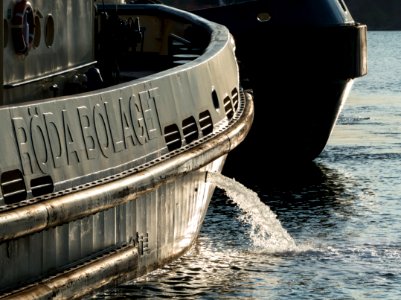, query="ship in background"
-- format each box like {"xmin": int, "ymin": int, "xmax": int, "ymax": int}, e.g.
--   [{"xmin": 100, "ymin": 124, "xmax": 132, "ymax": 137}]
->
[
  {"xmin": 0, "ymin": 0, "xmax": 253, "ymax": 298},
  {"xmin": 163, "ymin": 0, "xmax": 367, "ymax": 173}
]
